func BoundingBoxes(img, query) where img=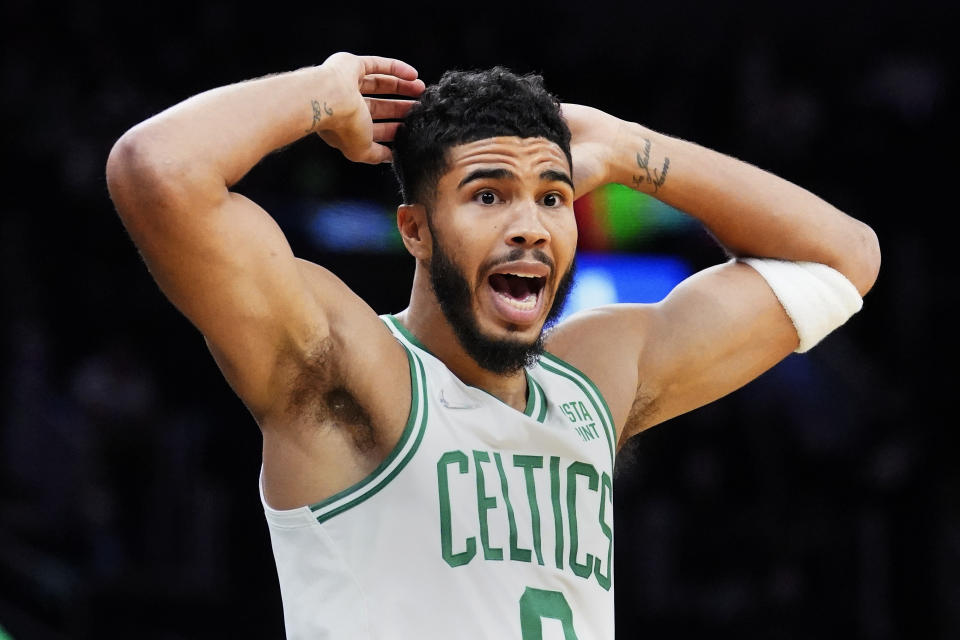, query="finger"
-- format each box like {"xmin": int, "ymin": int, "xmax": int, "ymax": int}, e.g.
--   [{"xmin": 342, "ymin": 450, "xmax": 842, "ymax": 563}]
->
[
  {"xmin": 352, "ymin": 142, "xmax": 393, "ymax": 165},
  {"xmin": 360, "ymin": 74, "xmax": 426, "ymax": 97},
  {"xmin": 365, "ymin": 98, "xmax": 418, "ymax": 120},
  {"xmin": 372, "ymin": 122, "xmax": 401, "ymax": 143},
  {"xmin": 359, "ymin": 55, "xmax": 419, "ymax": 81}
]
